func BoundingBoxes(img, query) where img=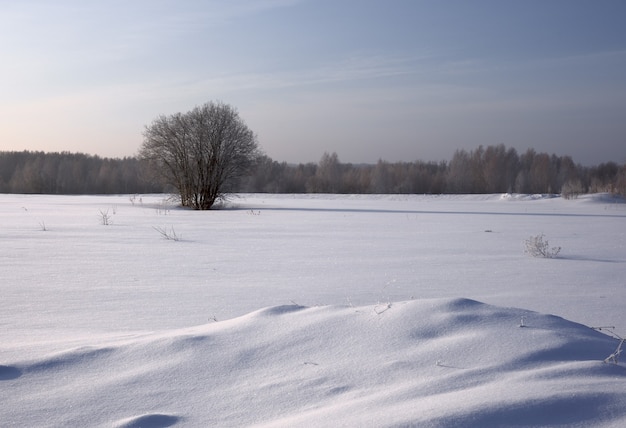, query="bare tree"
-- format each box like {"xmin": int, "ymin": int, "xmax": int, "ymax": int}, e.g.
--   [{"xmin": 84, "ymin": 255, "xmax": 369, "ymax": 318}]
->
[
  {"xmin": 314, "ymin": 152, "xmax": 342, "ymax": 193},
  {"xmin": 529, "ymin": 153, "xmax": 554, "ymax": 194},
  {"xmin": 139, "ymin": 101, "xmax": 259, "ymax": 210},
  {"xmin": 446, "ymin": 149, "xmax": 473, "ymax": 193}
]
